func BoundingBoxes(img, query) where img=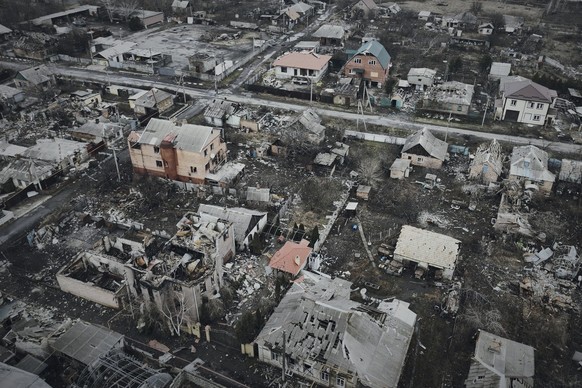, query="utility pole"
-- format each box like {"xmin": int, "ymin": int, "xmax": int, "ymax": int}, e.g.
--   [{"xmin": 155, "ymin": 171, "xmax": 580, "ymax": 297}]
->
[
  {"xmin": 282, "ymin": 330, "xmax": 286, "ymax": 382},
  {"xmin": 112, "ymin": 146, "xmax": 121, "ymax": 182},
  {"xmin": 481, "ymin": 93, "xmax": 490, "ymax": 127}
]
